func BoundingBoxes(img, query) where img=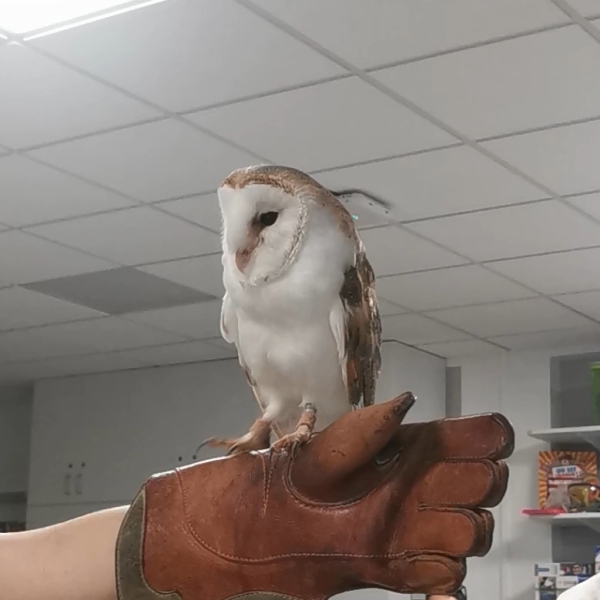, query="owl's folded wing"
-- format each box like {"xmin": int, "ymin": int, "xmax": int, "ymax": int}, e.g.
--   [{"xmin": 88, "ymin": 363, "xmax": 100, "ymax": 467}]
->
[{"xmin": 329, "ymin": 249, "xmax": 382, "ymax": 409}]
